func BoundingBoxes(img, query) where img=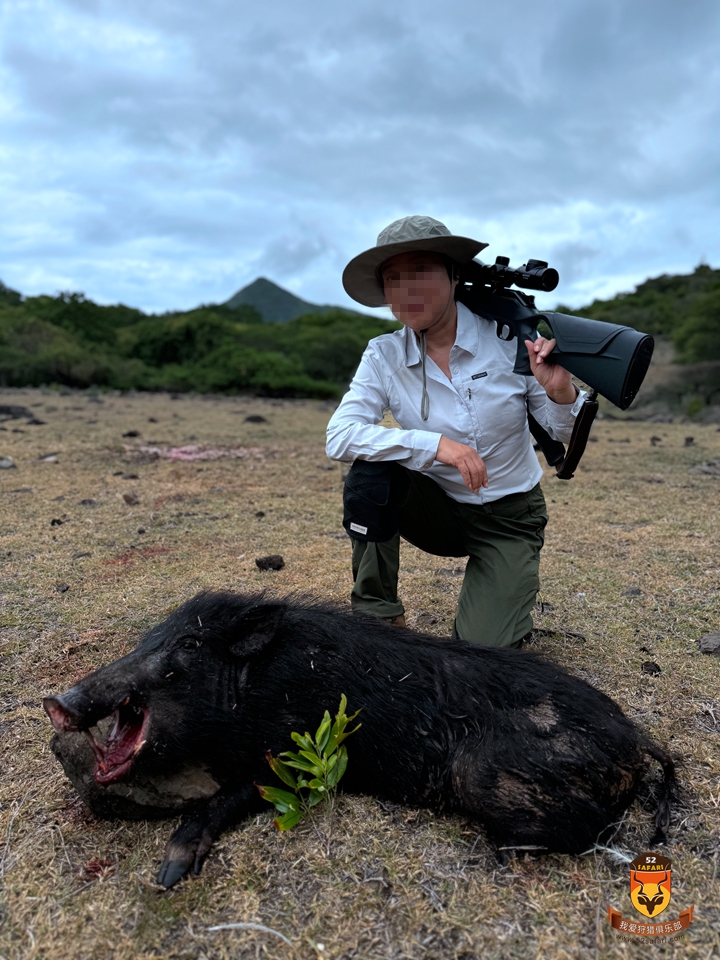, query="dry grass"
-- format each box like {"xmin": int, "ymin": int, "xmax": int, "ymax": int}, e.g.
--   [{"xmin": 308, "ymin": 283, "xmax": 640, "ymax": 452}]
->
[{"xmin": 1, "ymin": 387, "xmax": 719, "ymax": 960}]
